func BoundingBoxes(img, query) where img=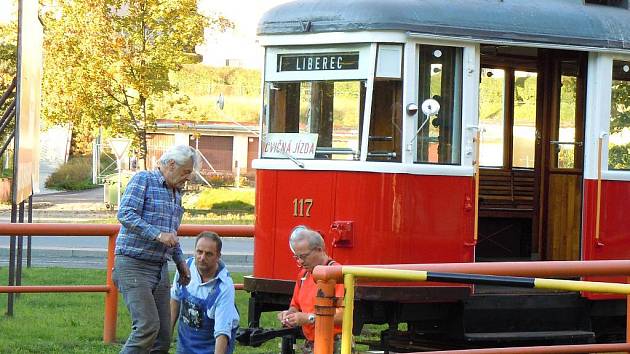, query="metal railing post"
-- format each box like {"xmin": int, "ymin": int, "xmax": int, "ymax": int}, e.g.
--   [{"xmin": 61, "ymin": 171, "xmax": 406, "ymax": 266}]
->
[
  {"xmin": 103, "ymin": 233, "xmax": 118, "ymax": 343},
  {"xmin": 341, "ymin": 273, "xmax": 355, "ymax": 354},
  {"xmin": 314, "ymin": 279, "xmax": 337, "ymax": 354}
]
